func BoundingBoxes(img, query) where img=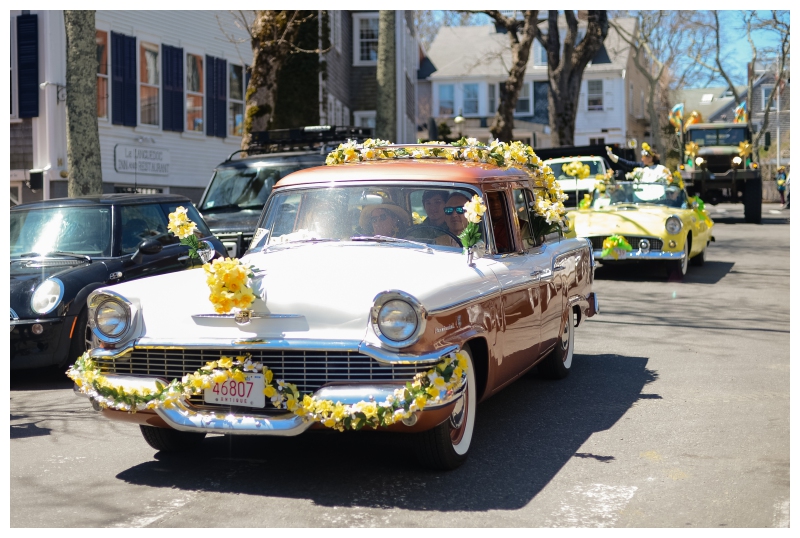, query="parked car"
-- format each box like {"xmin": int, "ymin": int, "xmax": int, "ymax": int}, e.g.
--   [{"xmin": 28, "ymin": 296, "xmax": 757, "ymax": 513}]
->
[
  {"xmin": 199, "ymin": 126, "xmax": 372, "ymax": 257},
  {"xmin": 567, "ymin": 180, "xmax": 715, "ymax": 278},
  {"xmin": 70, "ymin": 149, "xmax": 598, "ymax": 470},
  {"xmin": 10, "ymin": 194, "xmax": 226, "ymax": 371}
]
